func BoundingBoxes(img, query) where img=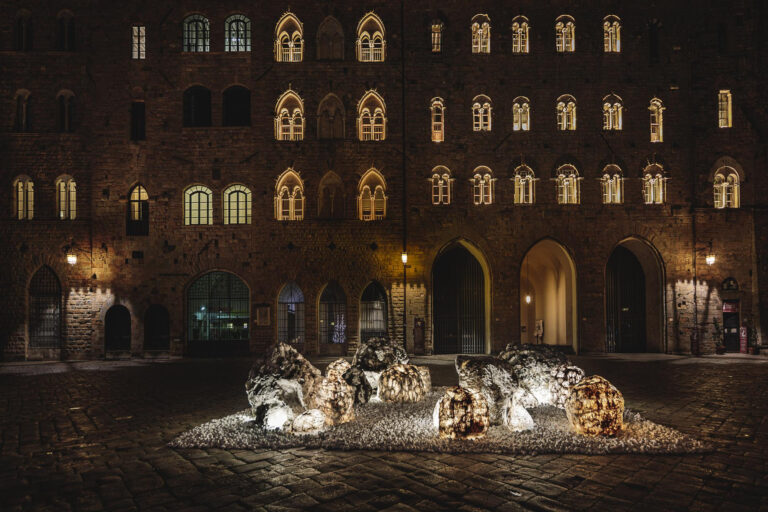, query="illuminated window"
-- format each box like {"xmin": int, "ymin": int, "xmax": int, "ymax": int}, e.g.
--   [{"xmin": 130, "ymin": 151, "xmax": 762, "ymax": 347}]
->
[
  {"xmin": 225, "ymin": 14, "xmax": 251, "ymax": 52},
  {"xmin": 12, "ymin": 175, "xmax": 34, "ymax": 220},
  {"xmin": 55, "ymin": 175, "xmax": 76, "ymax": 220},
  {"xmin": 184, "ymin": 185, "xmax": 212, "ymax": 225},
  {"xmin": 274, "ymin": 12, "xmax": 302, "ymax": 62},
  {"xmin": 274, "ymin": 90, "xmax": 304, "ymax": 141},
  {"xmin": 57, "ymin": 90, "xmax": 75, "ymax": 133},
  {"xmin": 713, "ymin": 167, "xmax": 740, "ymax": 209},
  {"xmin": 601, "ymin": 165, "xmax": 623, "ymax": 204},
  {"xmin": 132, "ymin": 25, "xmax": 146, "ymax": 59},
  {"xmin": 358, "ymin": 169, "xmax": 387, "ymax": 220},
  {"xmin": 14, "ymin": 89, "xmax": 30, "ymax": 132},
  {"xmin": 183, "ymin": 86, "xmax": 211, "ymax": 127},
  {"xmin": 472, "ymin": 166, "xmax": 495, "ymax": 205},
  {"xmin": 471, "ymin": 15, "xmax": 491, "ymax": 54},
  {"xmin": 223, "ymin": 184, "xmax": 252, "ymax": 224},
  {"xmin": 278, "ymin": 282, "xmax": 305, "ymax": 344},
  {"xmin": 511, "ymin": 16, "xmax": 530, "ymax": 53},
  {"xmin": 718, "ymin": 90, "xmax": 732, "ymax": 128},
  {"xmin": 127, "ymin": 184, "xmax": 149, "ymax": 235},
  {"xmin": 602, "ymin": 94, "xmax": 623, "ymax": 130},
  {"xmin": 56, "ymin": 11, "xmax": 75, "ymax": 51},
  {"xmin": 556, "ymin": 94, "xmax": 576, "ymax": 130},
  {"xmin": 183, "ymin": 14, "xmax": 209, "ymax": 52},
  {"xmin": 14, "ymin": 11, "xmax": 32, "ymax": 51},
  {"xmin": 512, "ymin": 96, "xmax": 530, "ymax": 131},
  {"xmin": 431, "ymin": 166, "xmax": 453, "ymax": 205},
  {"xmin": 642, "ymin": 164, "xmax": 667, "ymax": 204},
  {"xmin": 556, "ymin": 164, "xmax": 581, "ymax": 204},
  {"xmin": 556, "ymin": 15, "xmax": 575, "ymax": 52},
  {"xmin": 649, "ymin": 98, "xmax": 664, "ymax": 142},
  {"xmin": 318, "ymin": 94, "xmax": 345, "ymax": 139},
  {"xmin": 472, "ymin": 95, "xmax": 492, "ymax": 131},
  {"xmin": 603, "ymin": 16, "xmax": 621, "ymax": 52},
  {"xmin": 357, "ymin": 91, "xmax": 386, "ymax": 141},
  {"xmin": 513, "ymin": 165, "xmax": 535, "ymax": 204},
  {"xmin": 432, "ymin": 21, "xmax": 443, "ymax": 52},
  {"xmin": 357, "ymin": 12, "xmax": 385, "ymax": 62},
  {"xmin": 430, "ymin": 97, "xmax": 445, "ymax": 142},
  {"xmin": 274, "ymin": 169, "xmax": 305, "ymax": 221},
  {"xmin": 317, "ymin": 16, "xmax": 344, "ymax": 60}
]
